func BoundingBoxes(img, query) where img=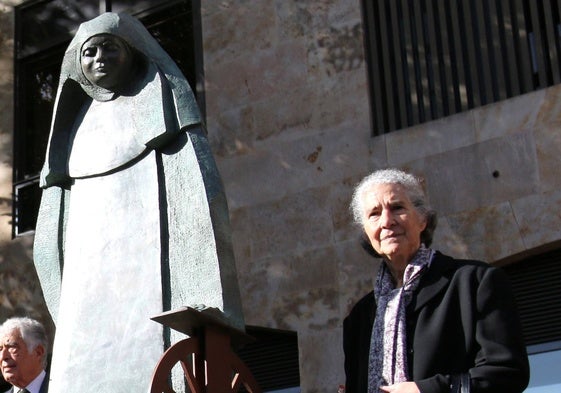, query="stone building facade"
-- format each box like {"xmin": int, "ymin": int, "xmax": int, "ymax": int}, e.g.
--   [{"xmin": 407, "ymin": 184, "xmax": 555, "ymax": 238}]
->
[{"xmin": 1, "ymin": 1, "xmax": 560, "ymax": 392}]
